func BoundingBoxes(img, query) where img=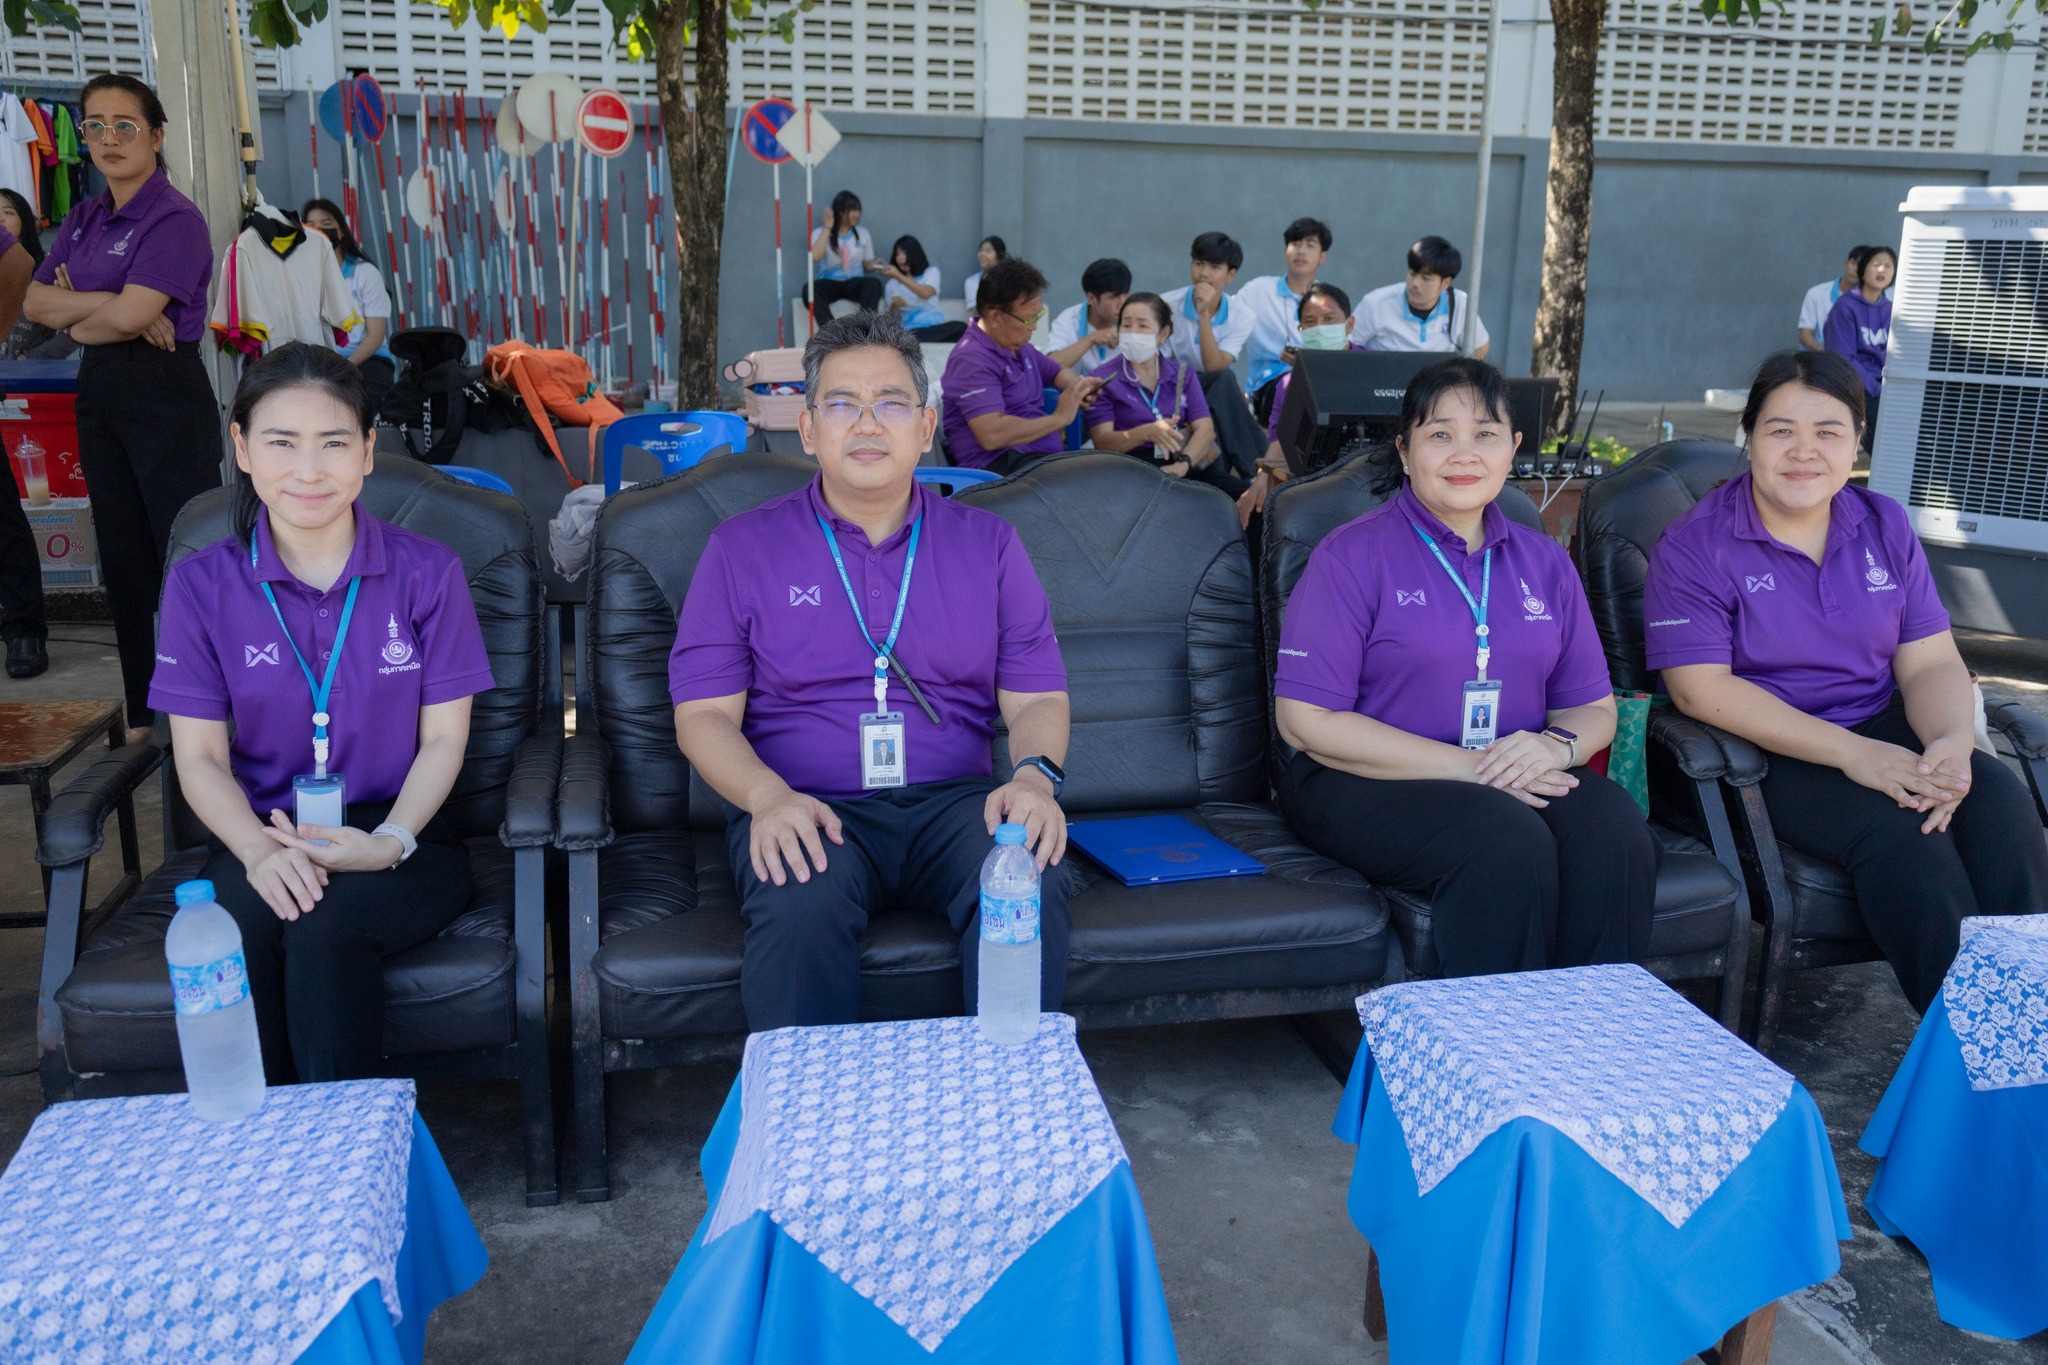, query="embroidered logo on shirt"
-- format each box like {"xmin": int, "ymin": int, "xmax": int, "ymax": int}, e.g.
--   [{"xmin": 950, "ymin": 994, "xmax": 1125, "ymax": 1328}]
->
[
  {"xmin": 1395, "ymin": 589, "xmax": 1427, "ymax": 607},
  {"xmin": 1864, "ymin": 549, "xmax": 1894, "ymax": 590},
  {"xmin": 109, "ymin": 227, "xmax": 136, "ymax": 258},
  {"xmin": 1278, "ymin": 647, "xmax": 1310, "ymax": 658},
  {"xmin": 380, "ymin": 613, "xmax": 414, "ymax": 666},
  {"xmin": 1745, "ymin": 574, "xmax": 1776, "ymax": 593},
  {"xmin": 1519, "ymin": 578, "xmax": 1547, "ymax": 617},
  {"xmin": 155, "ymin": 652, "xmax": 178, "ymax": 665},
  {"xmin": 1647, "ymin": 618, "xmax": 1691, "ymax": 628},
  {"xmin": 244, "ymin": 643, "xmax": 280, "ymax": 667},
  {"xmin": 789, "ymin": 585, "xmax": 822, "ymax": 607}
]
